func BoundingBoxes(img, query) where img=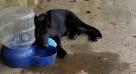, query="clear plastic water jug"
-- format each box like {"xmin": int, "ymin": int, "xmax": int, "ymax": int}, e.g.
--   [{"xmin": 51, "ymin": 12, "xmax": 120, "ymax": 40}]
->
[{"xmin": 0, "ymin": 7, "xmax": 35, "ymax": 49}]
